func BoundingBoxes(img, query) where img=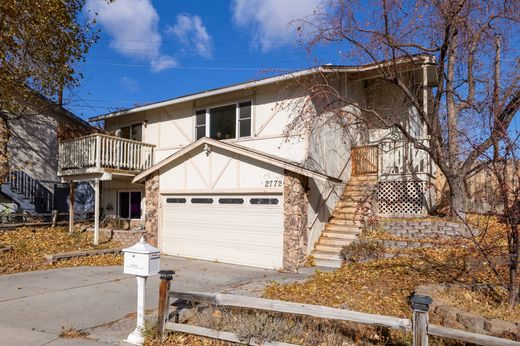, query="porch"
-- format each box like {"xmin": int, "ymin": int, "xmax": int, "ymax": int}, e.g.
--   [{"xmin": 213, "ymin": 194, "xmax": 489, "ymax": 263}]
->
[
  {"xmin": 352, "ymin": 138, "xmax": 435, "ymax": 216},
  {"xmin": 57, "ymin": 134, "xmax": 155, "ymax": 244}
]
